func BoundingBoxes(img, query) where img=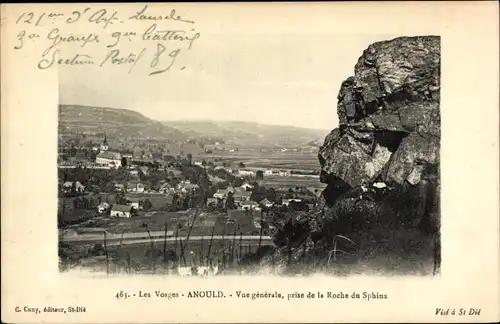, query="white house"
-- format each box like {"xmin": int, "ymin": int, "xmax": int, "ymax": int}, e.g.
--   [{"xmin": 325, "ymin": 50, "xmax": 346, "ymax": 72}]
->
[
  {"xmin": 238, "ymin": 169, "xmax": 256, "ymax": 176},
  {"xmin": 127, "ymin": 182, "xmax": 145, "ymax": 193},
  {"xmin": 259, "ymin": 198, "xmax": 274, "ymax": 208},
  {"xmin": 240, "ymin": 201, "xmax": 261, "ymax": 211},
  {"xmin": 110, "ymin": 205, "xmax": 132, "ymax": 218},
  {"xmin": 97, "ymin": 202, "xmax": 110, "ymax": 214},
  {"xmin": 213, "ymin": 189, "xmax": 229, "ymax": 199},
  {"xmin": 63, "ymin": 181, "xmax": 85, "ymax": 193},
  {"xmin": 126, "ymin": 197, "xmax": 141, "ymax": 210},
  {"xmin": 240, "ymin": 182, "xmax": 254, "ymax": 190},
  {"xmin": 96, "ymin": 151, "xmax": 122, "ymax": 168},
  {"xmin": 282, "ymin": 198, "xmax": 302, "ymax": 206},
  {"xmin": 178, "ymin": 182, "xmax": 199, "ymax": 193}
]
